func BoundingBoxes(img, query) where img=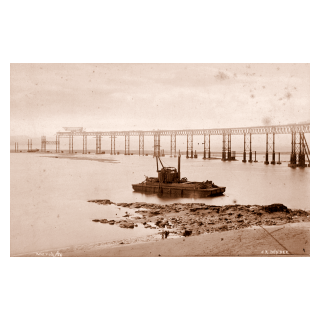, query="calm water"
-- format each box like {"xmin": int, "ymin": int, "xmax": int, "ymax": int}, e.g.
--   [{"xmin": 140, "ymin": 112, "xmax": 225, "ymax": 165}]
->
[{"xmin": 10, "ymin": 153, "xmax": 310, "ymax": 255}]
